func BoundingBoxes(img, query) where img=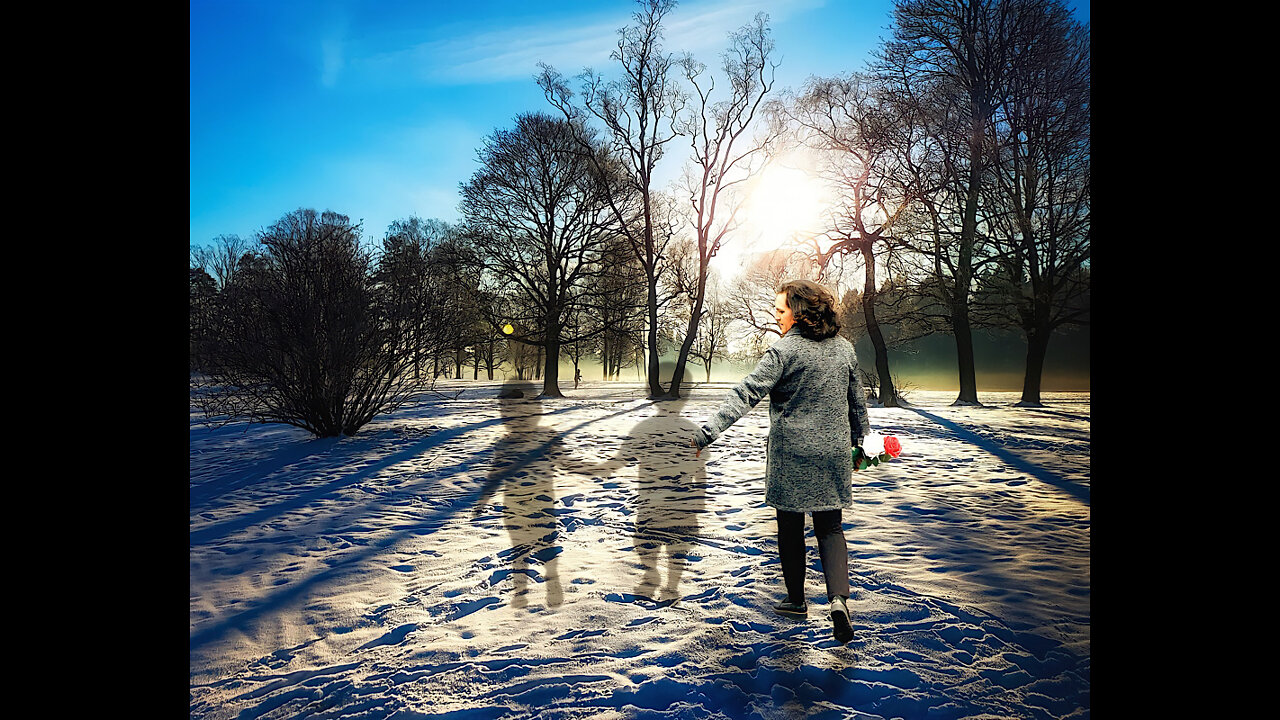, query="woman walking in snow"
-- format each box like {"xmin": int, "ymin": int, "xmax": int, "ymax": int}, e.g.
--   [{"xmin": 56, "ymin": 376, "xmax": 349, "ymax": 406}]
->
[{"xmin": 691, "ymin": 279, "xmax": 871, "ymax": 644}]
